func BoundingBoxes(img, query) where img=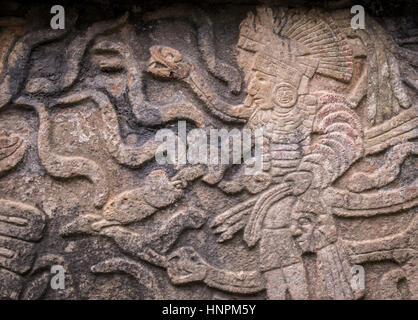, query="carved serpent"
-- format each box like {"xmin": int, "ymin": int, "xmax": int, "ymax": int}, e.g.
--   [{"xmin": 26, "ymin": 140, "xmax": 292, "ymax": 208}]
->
[{"xmin": 148, "ymin": 45, "xmax": 248, "ymax": 123}]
